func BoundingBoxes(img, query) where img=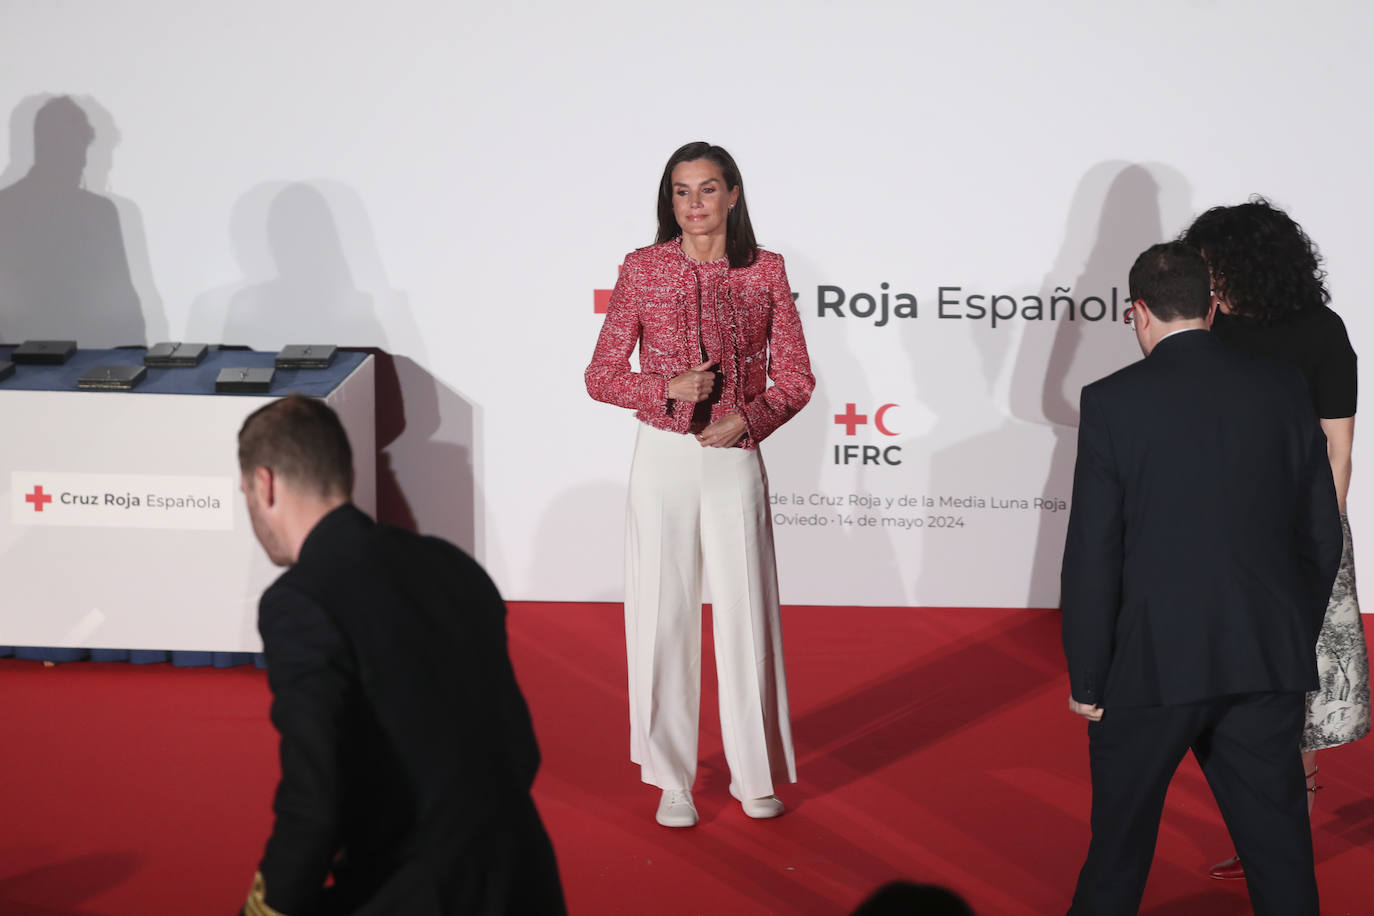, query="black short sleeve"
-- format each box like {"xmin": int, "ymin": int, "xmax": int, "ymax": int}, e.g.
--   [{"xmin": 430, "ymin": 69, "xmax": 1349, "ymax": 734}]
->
[
  {"xmin": 1311, "ymin": 311, "xmax": 1357, "ymax": 418},
  {"xmin": 1212, "ymin": 307, "xmax": 1357, "ymax": 419}
]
